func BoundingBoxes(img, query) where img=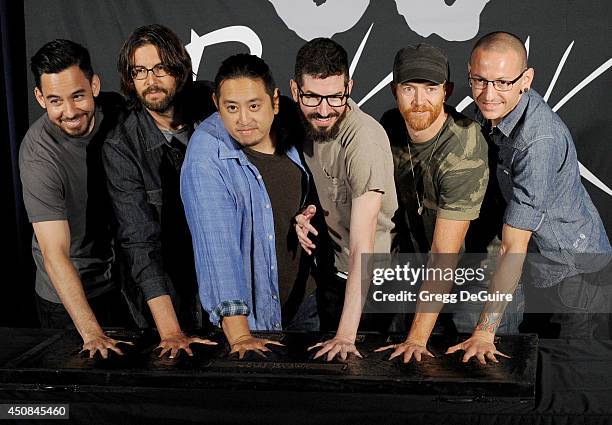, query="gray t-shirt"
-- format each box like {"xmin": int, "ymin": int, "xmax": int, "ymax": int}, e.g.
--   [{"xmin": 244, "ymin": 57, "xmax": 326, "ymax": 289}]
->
[
  {"xmin": 303, "ymin": 99, "xmax": 398, "ymax": 274},
  {"xmin": 19, "ymin": 104, "xmax": 115, "ymax": 303}
]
